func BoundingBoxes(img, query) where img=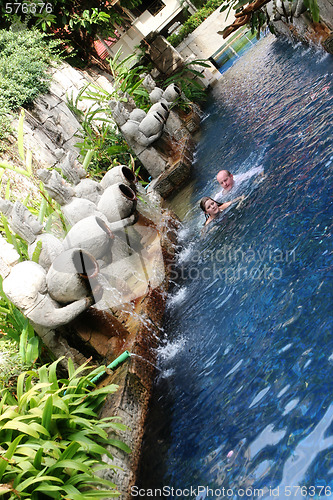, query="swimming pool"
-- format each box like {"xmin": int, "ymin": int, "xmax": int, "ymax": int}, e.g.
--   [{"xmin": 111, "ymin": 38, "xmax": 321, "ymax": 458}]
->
[{"xmin": 138, "ymin": 34, "xmax": 333, "ymax": 499}]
